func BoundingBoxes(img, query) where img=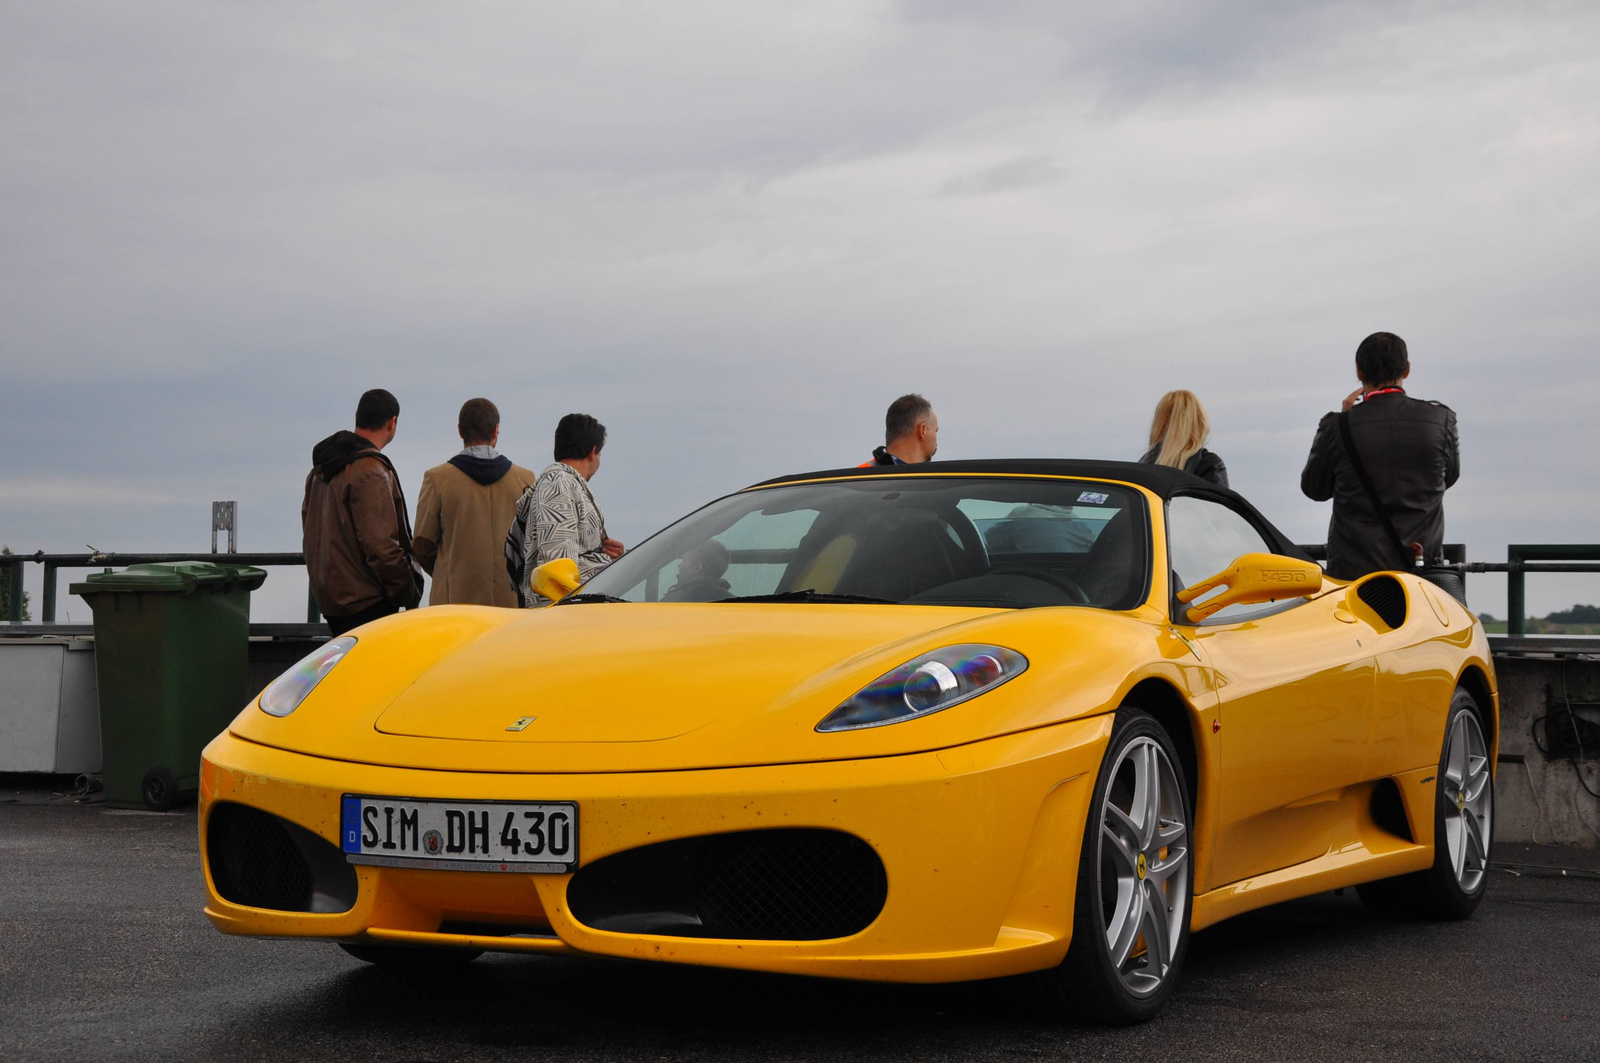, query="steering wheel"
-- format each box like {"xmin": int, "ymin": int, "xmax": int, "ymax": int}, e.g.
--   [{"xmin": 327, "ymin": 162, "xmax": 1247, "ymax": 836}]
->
[
  {"xmin": 935, "ymin": 505, "xmax": 988, "ymax": 570},
  {"xmin": 985, "ymin": 565, "xmax": 1090, "ymax": 604}
]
